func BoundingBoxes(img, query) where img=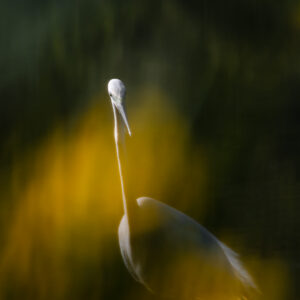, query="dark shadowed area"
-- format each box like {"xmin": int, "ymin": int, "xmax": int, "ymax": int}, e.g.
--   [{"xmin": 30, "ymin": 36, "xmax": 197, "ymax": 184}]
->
[{"xmin": 0, "ymin": 1, "xmax": 299, "ymax": 299}]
